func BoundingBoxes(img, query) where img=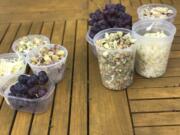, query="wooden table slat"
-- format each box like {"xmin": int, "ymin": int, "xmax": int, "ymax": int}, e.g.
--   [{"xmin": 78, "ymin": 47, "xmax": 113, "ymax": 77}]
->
[
  {"xmin": 0, "ymin": 23, "xmax": 20, "ymax": 135},
  {"xmin": 30, "ymin": 21, "xmax": 54, "ymax": 135},
  {"xmin": 130, "ymin": 99, "xmax": 180, "ymax": 112},
  {"xmin": 161, "ymin": 0, "xmax": 172, "ymax": 4},
  {"xmin": 10, "ymin": 21, "xmax": 42, "ymax": 135},
  {"xmin": 49, "ymin": 20, "xmax": 76, "ymax": 135},
  {"xmin": 0, "ymin": 23, "xmax": 9, "ymax": 43},
  {"xmin": 128, "ymin": 87, "xmax": 180, "ymax": 100},
  {"xmin": 69, "ymin": 20, "xmax": 88, "ymax": 135},
  {"xmin": 133, "ymin": 112, "xmax": 180, "ymax": 127},
  {"xmin": 135, "ymin": 126, "xmax": 180, "ymax": 135},
  {"xmin": 130, "ymin": 77, "xmax": 180, "ymax": 89}
]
